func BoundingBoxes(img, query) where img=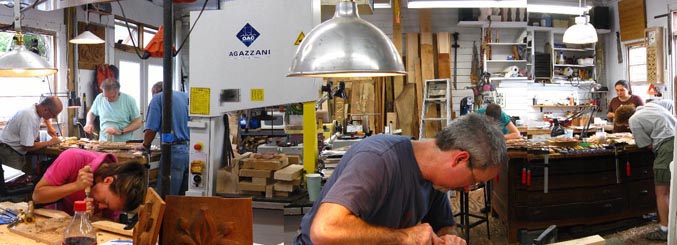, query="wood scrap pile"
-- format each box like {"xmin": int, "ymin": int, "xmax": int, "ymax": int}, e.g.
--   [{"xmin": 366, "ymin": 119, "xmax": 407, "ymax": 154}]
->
[{"xmin": 238, "ymin": 152, "xmax": 304, "ymax": 198}]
